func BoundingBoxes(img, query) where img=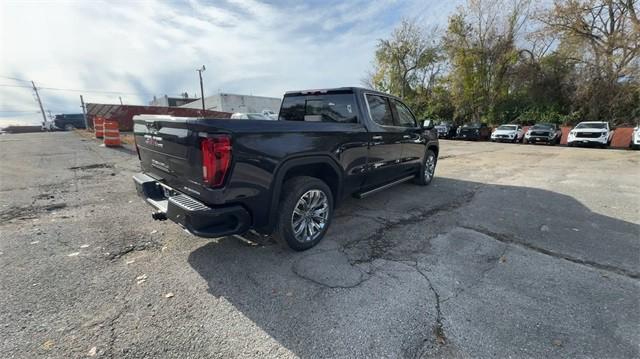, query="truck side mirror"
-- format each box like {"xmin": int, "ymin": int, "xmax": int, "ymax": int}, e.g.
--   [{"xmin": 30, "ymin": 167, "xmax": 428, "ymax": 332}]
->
[{"xmin": 422, "ymin": 120, "xmax": 434, "ymax": 129}]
